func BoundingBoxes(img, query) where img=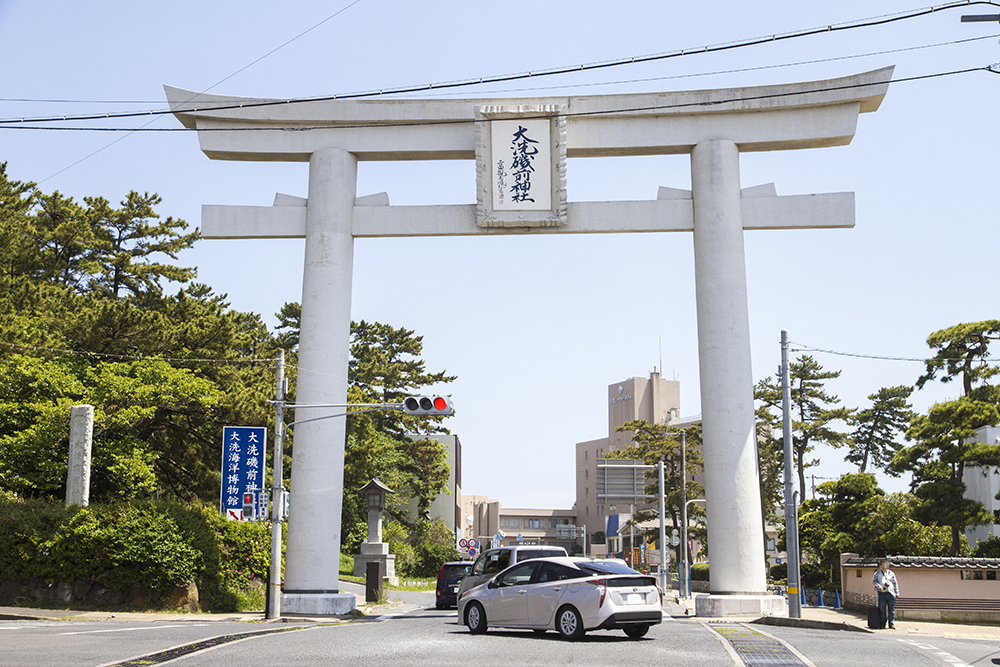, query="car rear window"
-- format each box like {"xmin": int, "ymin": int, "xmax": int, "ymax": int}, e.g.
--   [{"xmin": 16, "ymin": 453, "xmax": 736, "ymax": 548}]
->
[
  {"xmin": 605, "ymin": 576, "xmax": 656, "ymax": 588},
  {"xmin": 515, "ymin": 549, "xmax": 566, "ymax": 562},
  {"xmin": 441, "ymin": 564, "xmax": 471, "ymax": 579},
  {"xmin": 577, "ymin": 561, "xmax": 641, "ymax": 576}
]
